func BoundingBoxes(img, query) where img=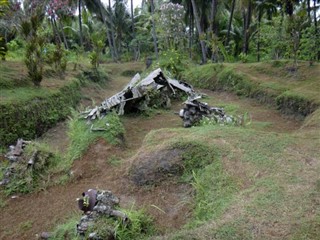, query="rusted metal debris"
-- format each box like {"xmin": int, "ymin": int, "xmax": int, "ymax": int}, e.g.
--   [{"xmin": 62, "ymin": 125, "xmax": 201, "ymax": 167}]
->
[
  {"xmin": 82, "ymin": 68, "xmax": 197, "ymax": 121},
  {"xmin": 76, "ymin": 189, "xmax": 128, "ymax": 239},
  {"xmin": 179, "ymin": 96, "xmax": 235, "ymax": 128}
]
